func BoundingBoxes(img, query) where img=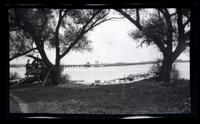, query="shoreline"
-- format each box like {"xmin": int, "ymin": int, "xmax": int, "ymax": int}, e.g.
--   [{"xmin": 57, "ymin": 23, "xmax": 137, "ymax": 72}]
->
[
  {"xmin": 72, "ymin": 75, "xmax": 155, "ymax": 86},
  {"xmin": 10, "ymin": 62, "xmax": 190, "ymax": 82}
]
